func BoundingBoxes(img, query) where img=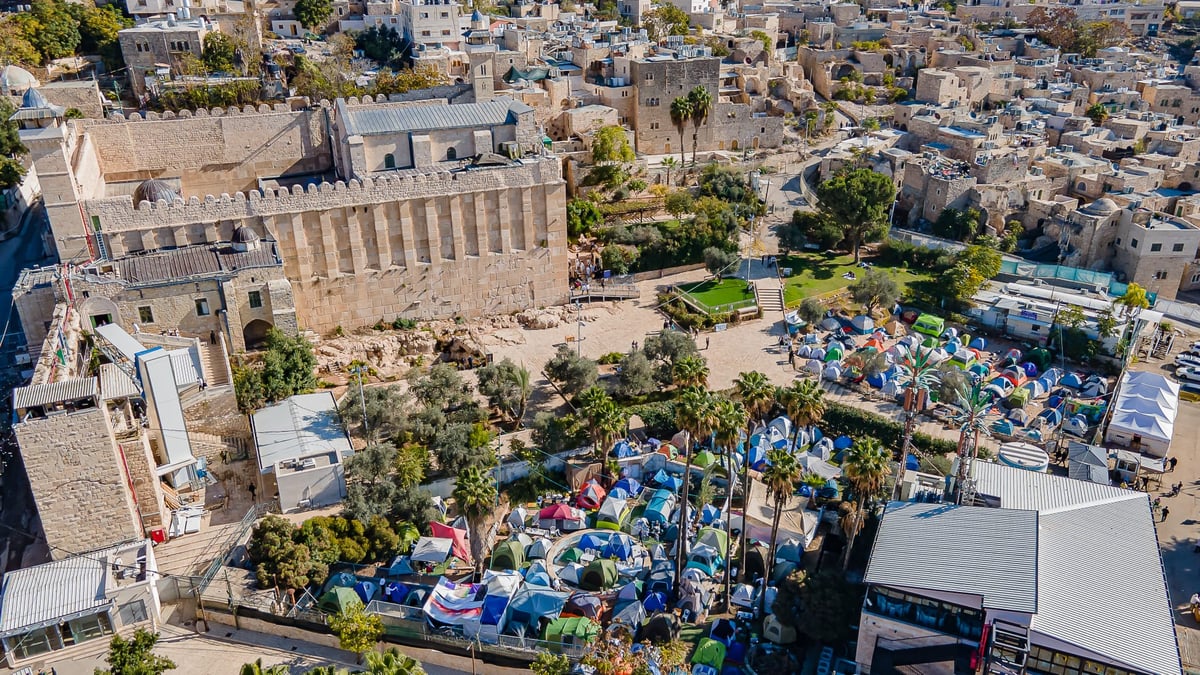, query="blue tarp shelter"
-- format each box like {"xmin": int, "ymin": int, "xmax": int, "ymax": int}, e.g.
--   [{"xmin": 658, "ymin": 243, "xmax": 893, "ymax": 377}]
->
[
  {"xmin": 384, "ymin": 582, "xmax": 409, "ymax": 604},
  {"xmin": 612, "ymin": 440, "xmax": 636, "ymax": 458},
  {"xmin": 603, "ymin": 534, "xmax": 635, "ymax": 561},
  {"xmin": 504, "ymin": 587, "xmax": 569, "ymax": 635},
  {"xmin": 643, "ymin": 592, "xmax": 668, "ymax": 613},
  {"xmin": 612, "ymin": 477, "xmax": 641, "ymax": 496}
]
